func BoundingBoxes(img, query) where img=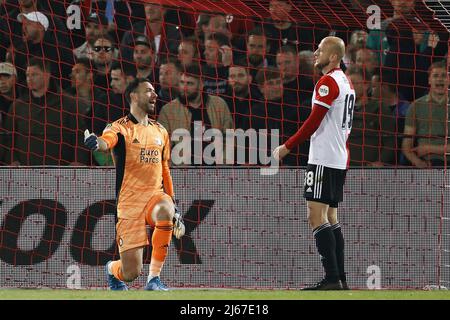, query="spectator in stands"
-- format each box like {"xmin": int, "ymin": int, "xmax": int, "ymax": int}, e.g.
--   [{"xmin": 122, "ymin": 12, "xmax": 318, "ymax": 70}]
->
[
  {"xmin": 0, "ymin": 62, "xmax": 17, "ymax": 127},
  {"xmin": 132, "ymin": 35, "xmax": 157, "ymax": 83},
  {"xmin": 276, "ymin": 45, "xmax": 314, "ymax": 106},
  {"xmin": 261, "ymin": 0, "xmax": 329, "ymax": 62},
  {"xmin": 158, "ymin": 64, "xmax": 232, "ymax": 165},
  {"xmin": 98, "ymin": 61, "xmax": 133, "ymax": 134},
  {"xmin": 275, "ymin": 46, "xmax": 313, "ymax": 156},
  {"xmin": 195, "ymin": 13, "xmax": 210, "ymax": 45},
  {"xmin": 366, "ymin": 0, "xmax": 447, "ymax": 102},
  {"xmin": 298, "ymin": 50, "xmax": 319, "ymax": 83},
  {"xmin": 92, "ymin": 32, "xmax": 117, "ymax": 93},
  {"xmin": 245, "ymin": 27, "xmax": 270, "ymax": 80},
  {"xmin": 201, "ymin": 11, "xmax": 251, "ymax": 56},
  {"xmin": 62, "ymin": 58, "xmax": 100, "ymax": 166},
  {"xmin": 110, "ymin": 61, "xmax": 135, "ymax": 96},
  {"xmin": 65, "ymin": 58, "xmax": 133, "ymax": 166},
  {"xmin": 203, "ymin": 14, "xmax": 232, "ymax": 42},
  {"xmin": 252, "ymin": 67, "xmax": 308, "ymax": 166},
  {"xmin": 355, "ymin": 48, "xmax": 378, "ymax": 80},
  {"xmin": 402, "ymin": 60, "xmax": 449, "ymax": 167},
  {"xmin": 371, "ymin": 70, "xmax": 410, "ymax": 166},
  {"xmin": 4, "ymin": 0, "xmax": 70, "ymax": 60},
  {"xmin": 223, "ymin": 59, "xmax": 264, "ymax": 165},
  {"xmin": 73, "ymin": 12, "xmax": 109, "ymax": 60},
  {"xmin": 156, "ymin": 57, "xmax": 181, "ymax": 116},
  {"xmin": 177, "ymin": 36, "xmax": 200, "ymax": 70},
  {"xmin": 224, "ymin": 58, "xmax": 262, "ymax": 130},
  {"xmin": 343, "ymin": 30, "xmax": 368, "ymax": 68},
  {"xmin": 202, "ymin": 32, "xmax": 232, "ymax": 95},
  {"xmin": 366, "ymin": 0, "xmax": 442, "ymax": 65},
  {"xmin": 385, "ymin": 16, "xmax": 443, "ymax": 102},
  {"xmin": 195, "ymin": 10, "xmax": 253, "ymax": 51},
  {"xmin": 0, "ymin": 62, "xmax": 18, "ymax": 165},
  {"xmin": 120, "ymin": 2, "xmax": 182, "ymax": 67},
  {"xmin": 346, "ymin": 65, "xmax": 380, "ymax": 166},
  {"xmin": 64, "ymin": 58, "xmax": 104, "ymax": 134},
  {"xmin": 2, "ymin": 58, "xmax": 77, "ymax": 165},
  {"xmin": 13, "ymin": 10, "xmax": 74, "ymax": 89},
  {"xmin": 112, "ymin": 1, "xmax": 195, "ymax": 41}
]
